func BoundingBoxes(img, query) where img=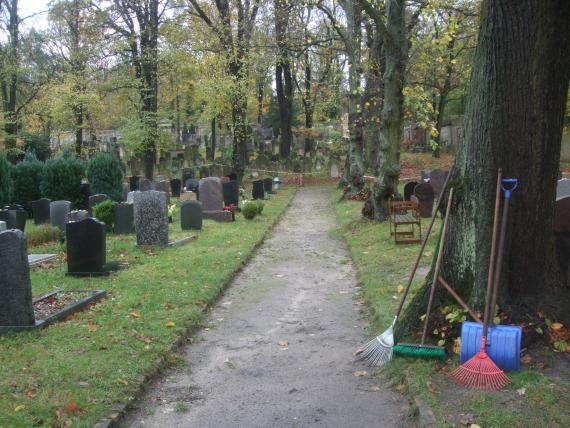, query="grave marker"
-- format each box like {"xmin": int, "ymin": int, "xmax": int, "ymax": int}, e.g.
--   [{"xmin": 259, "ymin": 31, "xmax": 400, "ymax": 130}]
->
[
  {"xmin": 50, "ymin": 201, "xmax": 71, "ymax": 231},
  {"xmin": 66, "ymin": 218, "xmax": 107, "ymax": 276},
  {"xmin": 114, "ymin": 203, "xmax": 134, "ymax": 234},
  {"xmin": 180, "ymin": 200, "xmax": 203, "ymax": 230},
  {"xmin": 32, "ymin": 198, "xmax": 51, "ymax": 225},
  {"xmin": 88, "ymin": 194, "xmax": 109, "ymax": 216},
  {"xmin": 252, "ymin": 180, "xmax": 265, "ymax": 200},
  {"xmin": 133, "ymin": 191, "xmax": 168, "ymax": 246}
]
